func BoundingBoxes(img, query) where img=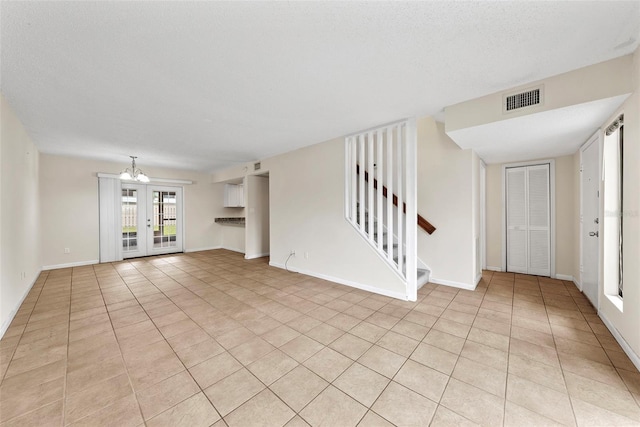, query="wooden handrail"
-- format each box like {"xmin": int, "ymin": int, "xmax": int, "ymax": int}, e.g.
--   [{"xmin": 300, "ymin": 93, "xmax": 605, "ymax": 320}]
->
[{"xmin": 356, "ymin": 165, "xmax": 436, "ymax": 235}]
